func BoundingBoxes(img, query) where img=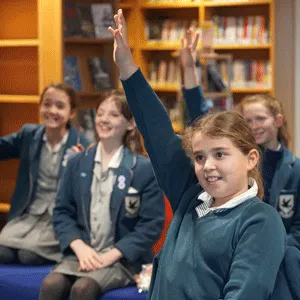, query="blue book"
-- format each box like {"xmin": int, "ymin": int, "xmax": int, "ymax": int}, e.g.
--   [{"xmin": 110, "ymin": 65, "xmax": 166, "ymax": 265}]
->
[{"xmin": 64, "ymin": 56, "xmax": 82, "ymax": 91}]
